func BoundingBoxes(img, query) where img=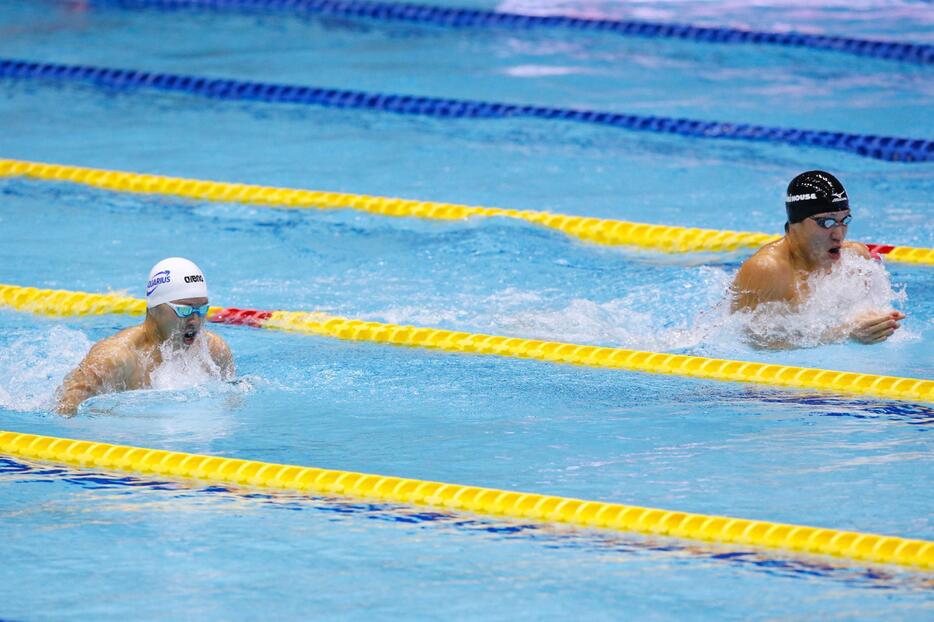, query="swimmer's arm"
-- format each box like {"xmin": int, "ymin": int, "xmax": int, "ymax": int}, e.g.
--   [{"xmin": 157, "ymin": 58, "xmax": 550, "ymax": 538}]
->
[
  {"xmin": 55, "ymin": 343, "xmax": 133, "ymax": 416},
  {"xmin": 207, "ymin": 333, "xmax": 235, "ymax": 379}
]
